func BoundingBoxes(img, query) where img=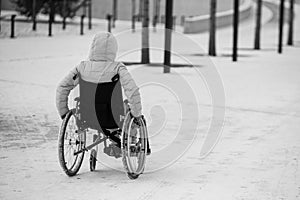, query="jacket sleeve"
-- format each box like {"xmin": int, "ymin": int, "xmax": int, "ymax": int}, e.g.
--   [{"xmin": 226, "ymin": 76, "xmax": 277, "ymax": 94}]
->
[
  {"xmin": 56, "ymin": 65, "xmax": 80, "ymax": 117},
  {"xmin": 117, "ymin": 63, "xmax": 142, "ymax": 117}
]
